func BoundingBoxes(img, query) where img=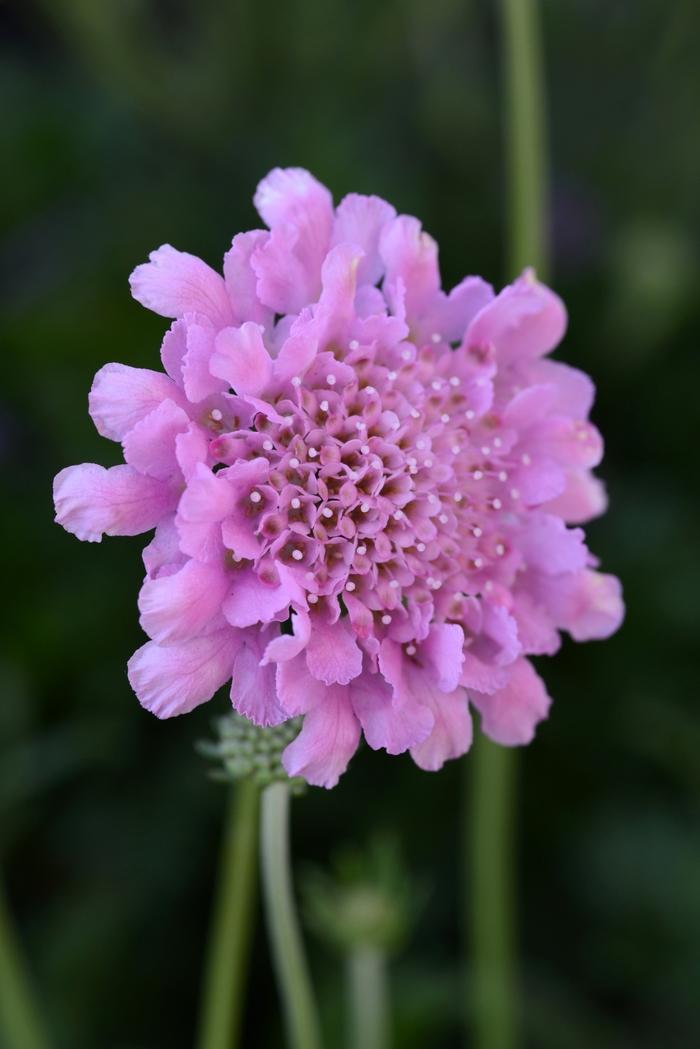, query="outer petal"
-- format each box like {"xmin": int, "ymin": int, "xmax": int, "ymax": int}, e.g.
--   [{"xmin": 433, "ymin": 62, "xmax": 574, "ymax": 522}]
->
[
  {"xmin": 122, "ymin": 398, "xmax": 190, "ymax": 480},
  {"xmin": 350, "ymin": 668, "xmax": 433, "ymax": 755},
  {"xmin": 465, "ymin": 271, "xmax": 566, "ymax": 362},
  {"xmin": 409, "ymin": 682, "xmax": 472, "ymax": 772},
  {"xmin": 282, "ymin": 685, "xmax": 361, "ymax": 788},
  {"xmin": 128, "ymin": 629, "xmax": 239, "ymax": 719},
  {"xmin": 181, "ymin": 318, "xmax": 227, "ymax": 402},
  {"xmin": 53, "ymin": 464, "xmax": 176, "ymax": 542},
  {"xmin": 89, "ymin": 363, "xmax": 187, "ymax": 441},
  {"xmin": 138, "ymin": 559, "xmax": 229, "ymax": 644},
  {"xmin": 380, "ymin": 215, "xmax": 440, "ymax": 320},
  {"xmin": 210, "ymin": 323, "xmax": 273, "ymax": 397},
  {"xmin": 331, "ymin": 193, "xmax": 396, "ymax": 285},
  {"xmin": 223, "ymin": 230, "xmax": 272, "ymax": 326},
  {"xmin": 471, "ymin": 658, "xmax": 551, "ymax": 746},
  {"xmin": 230, "ymin": 628, "xmax": 287, "ymax": 726},
  {"xmin": 305, "ymin": 618, "xmax": 363, "ymax": 685},
  {"xmin": 276, "ymin": 653, "xmax": 331, "ymax": 715},
  {"xmin": 129, "ymin": 245, "xmax": 233, "ymax": 326},
  {"xmin": 538, "ymin": 569, "xmax": 624, "ymax": 641},
  {"xmin": 542, "ymin": 471, "xmax": 608, "ymax": 524},
  {"xmin": 418, "ymin": 623, "xmax": 465, "ymax": 692},
  {"xmin": 518, "ymin": 514, "xmax": 588, "ymax": 575},
  {"xmin": 222, "ymin": 568, "xmax": 294, "ymax": 628},
  {"xmin": 260, "ymin": 610, "xmax": 311, "ymax": 665}
]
